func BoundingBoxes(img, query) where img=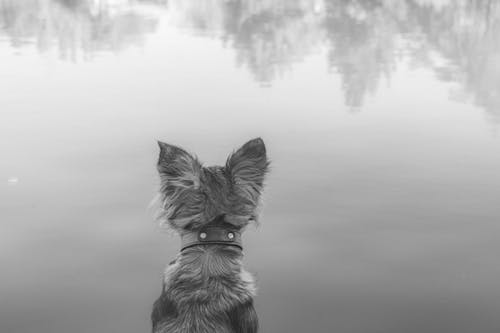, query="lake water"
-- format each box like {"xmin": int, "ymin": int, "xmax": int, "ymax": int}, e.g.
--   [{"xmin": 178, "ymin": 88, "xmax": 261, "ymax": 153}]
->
[{"xmin": 1, "ymin": 1, "xmax": 500, "ymax": 332}]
